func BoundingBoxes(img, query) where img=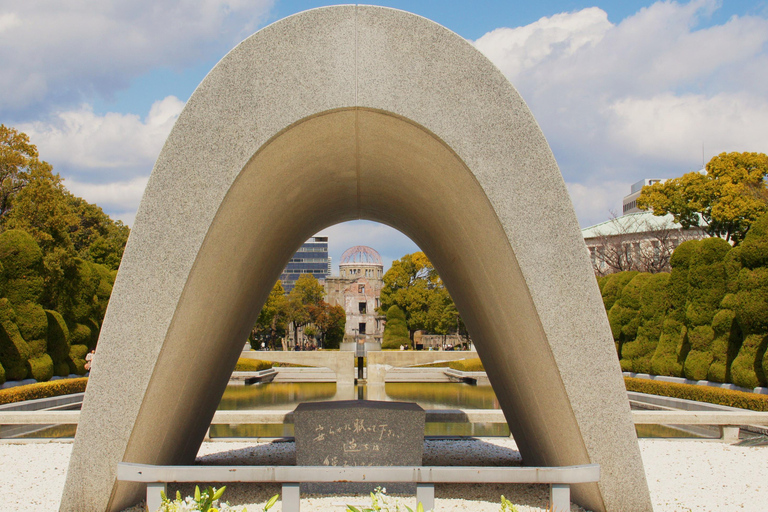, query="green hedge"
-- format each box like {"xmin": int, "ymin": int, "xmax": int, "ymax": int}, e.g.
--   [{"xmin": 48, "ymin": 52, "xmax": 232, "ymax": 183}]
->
[
  {"xmin": 605, "ymin": 213, "xmax": 768, "ymax": 387},
  {"xmin": 0, "ymin": 377, "xmax": 88, "ymax": 405},
  {"xmin": 234, "ymin": 358, "xmax": 272, "ymax": 372},
  {"xmin": 624, "ymin": 377, "xmax": 768, "ymax": 411},
  {"xmin": 0, "ymin": 299, "xmax": 31, "ymax": 381},
  {"xmin": 68, "ymin": 344, "xmax": 89, "ymax": 375},
  {"xmin": 0, "ymin": 230, "xmax": 114, "ymax": 385}
]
